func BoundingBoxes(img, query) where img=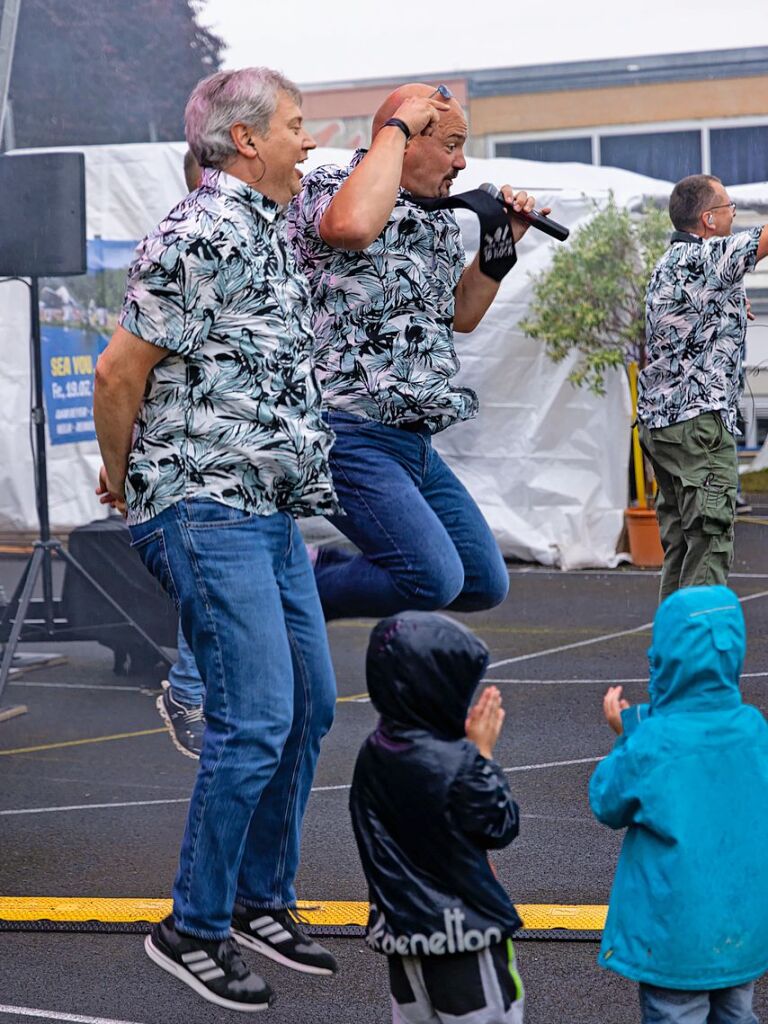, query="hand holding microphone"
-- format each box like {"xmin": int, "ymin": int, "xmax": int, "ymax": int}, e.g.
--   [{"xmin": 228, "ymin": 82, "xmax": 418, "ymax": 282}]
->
[
  {"xmin": 410, "ymin": 181, "xmax": 568, "ymax": 281},
  {"xmin": 479, "ymin": 182, "xmax": 570, "ymax": 242}
]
